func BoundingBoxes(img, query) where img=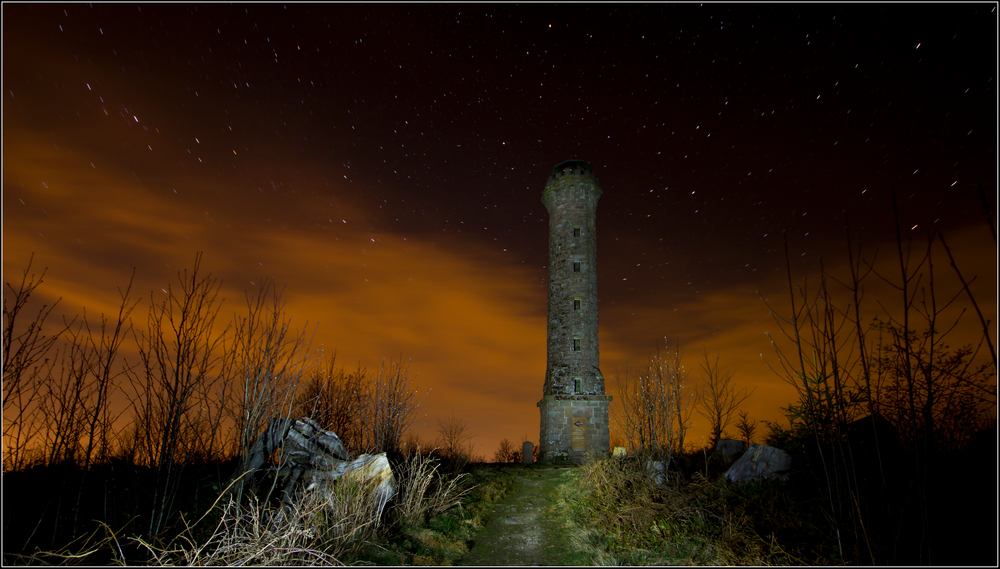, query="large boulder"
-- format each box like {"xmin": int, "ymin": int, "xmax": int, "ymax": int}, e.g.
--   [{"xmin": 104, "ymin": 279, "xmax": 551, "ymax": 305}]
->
[
  {"xmin": 724, "ymin": 443, "xmax": 791, "ymax": 482},
  {"xmin": 242, "ymin": 416, "xmax": 396, "ymax": 517},
  {"xmin": 326, "ymin": 453, "xmax": 396, "ymax": 517}
]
